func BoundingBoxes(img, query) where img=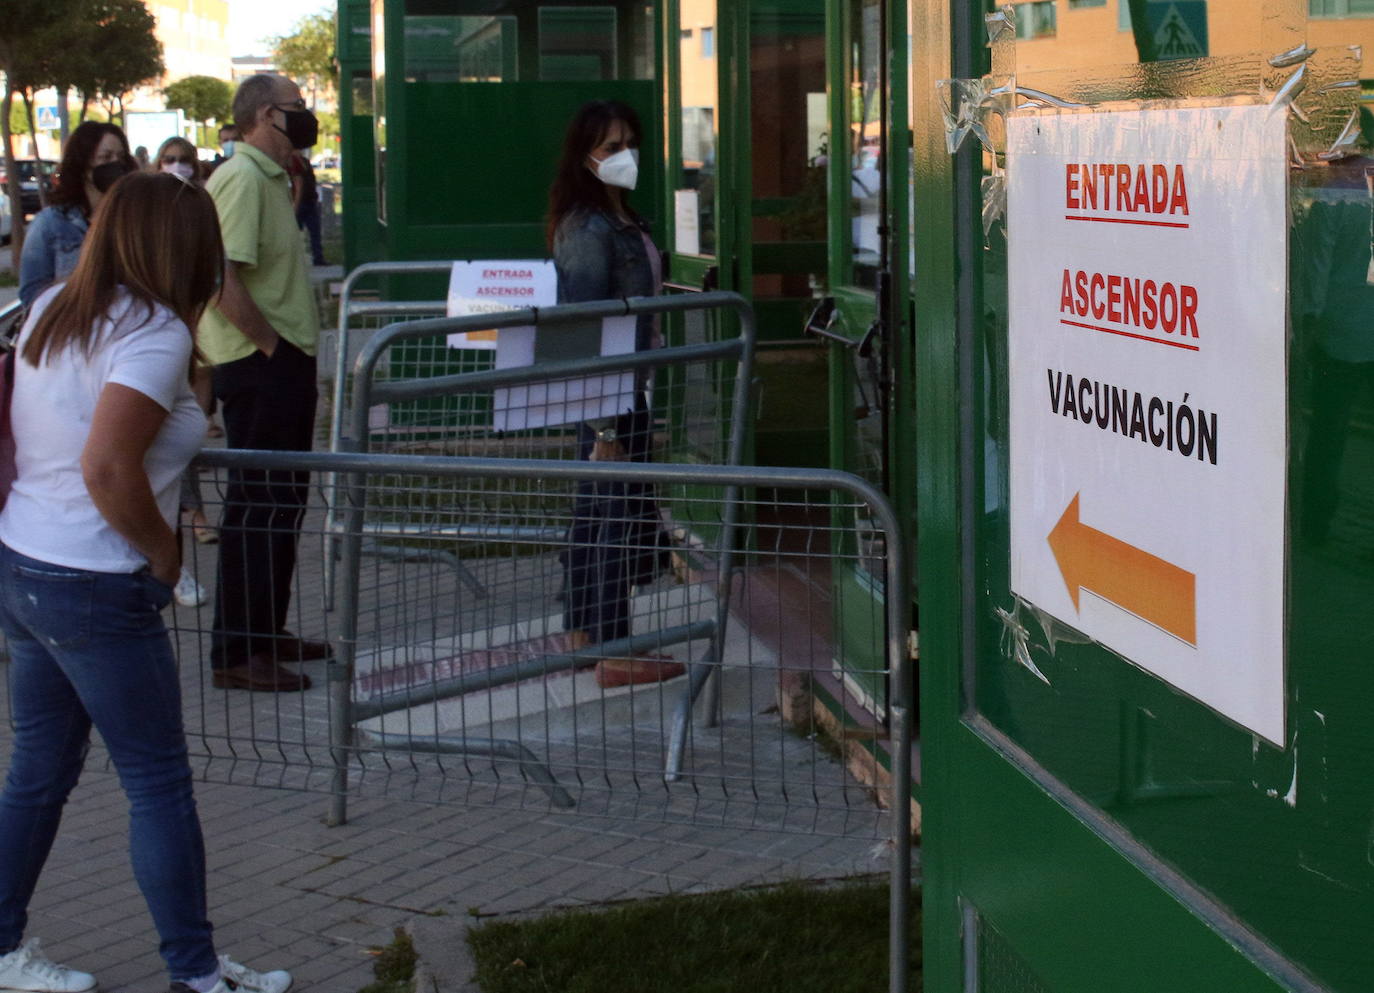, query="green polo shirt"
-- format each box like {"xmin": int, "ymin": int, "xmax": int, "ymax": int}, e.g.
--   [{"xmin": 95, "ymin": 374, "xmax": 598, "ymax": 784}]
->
[{"xmin": 199, "ymin": 142, "xmax": 318, "ymax": 366}]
